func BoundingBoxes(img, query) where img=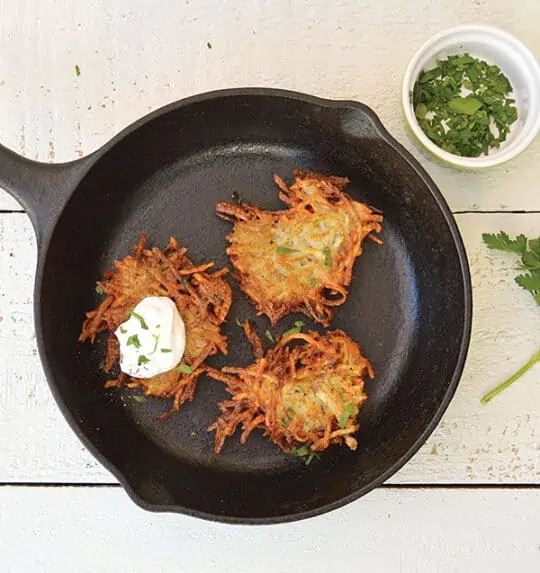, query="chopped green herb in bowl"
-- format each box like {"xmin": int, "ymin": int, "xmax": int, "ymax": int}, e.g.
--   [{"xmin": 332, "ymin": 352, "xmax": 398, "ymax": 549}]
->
[
  {"xmin": 412, "ymin": 54, "xmax": 518, "ymax": 158},
  {"xmin": 402, "ymin": 24, "xmax": 540, "ymax": 169}
]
